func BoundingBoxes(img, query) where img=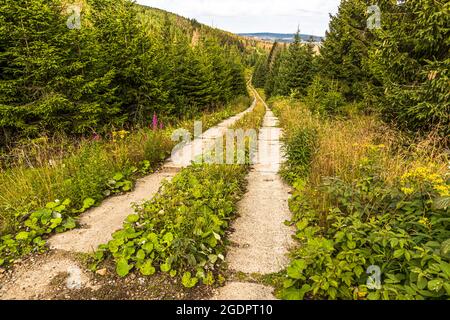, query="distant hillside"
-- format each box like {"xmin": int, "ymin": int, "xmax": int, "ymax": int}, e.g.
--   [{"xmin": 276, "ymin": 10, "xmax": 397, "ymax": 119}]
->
[{"xmin": 238, "ymin": 33, "xmax": 324, "ymax": 43}]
